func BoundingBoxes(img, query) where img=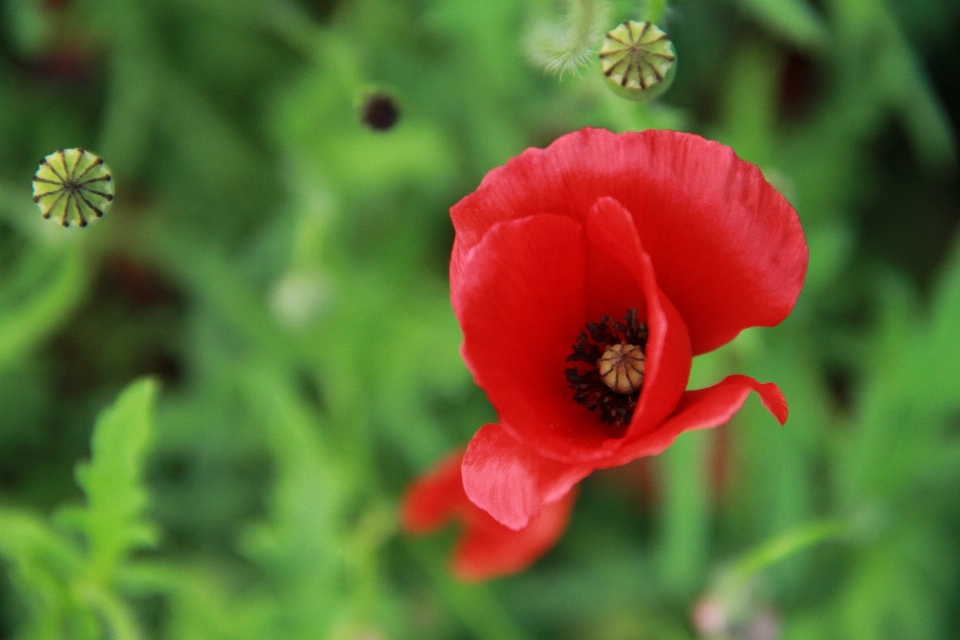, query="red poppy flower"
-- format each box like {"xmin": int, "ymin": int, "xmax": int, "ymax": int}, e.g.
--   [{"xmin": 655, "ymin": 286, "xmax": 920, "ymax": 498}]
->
[
  {"xmin": 450, "ymin": 128, "xmax": 807, "ymax": 530},
  {"xmin": 401, "ymin": 450, "xmax": 577, "ymax": 581}
]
